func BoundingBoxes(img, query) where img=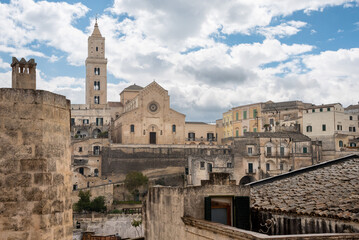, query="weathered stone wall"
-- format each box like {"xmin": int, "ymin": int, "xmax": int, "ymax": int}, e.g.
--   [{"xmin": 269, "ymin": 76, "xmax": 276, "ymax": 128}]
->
[
  {"xmin": 0, "ymin": 89, "xmax": 72, "ymax": 240},
  {"xmin": 73, "ymin": 213, "xmax": 142, "ymax": 239},
  {"xmin": 250, "ymin": 156, "xmax": 359, "ymax": 234},
  {"xmin": 101, "ymin": 144, "xmax": 227, "ymax": 179},
  {"xmin": 144, "ymin": 183, "xmax": 249, "ymax": 240}
]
